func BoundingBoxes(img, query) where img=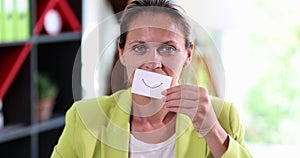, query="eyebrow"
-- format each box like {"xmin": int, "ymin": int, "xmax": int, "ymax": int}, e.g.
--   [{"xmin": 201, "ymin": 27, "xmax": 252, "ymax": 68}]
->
[
  {"xmin": 128, "ymin": 40, "xmax": 179, "ymax": 45},
  {"xmin": 162, "ymin": 40, "xmax": 179, "ymax": 45},
  {"xmin": 128, "ymin": 40, "xmax": 146, "ymax": 45}
]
